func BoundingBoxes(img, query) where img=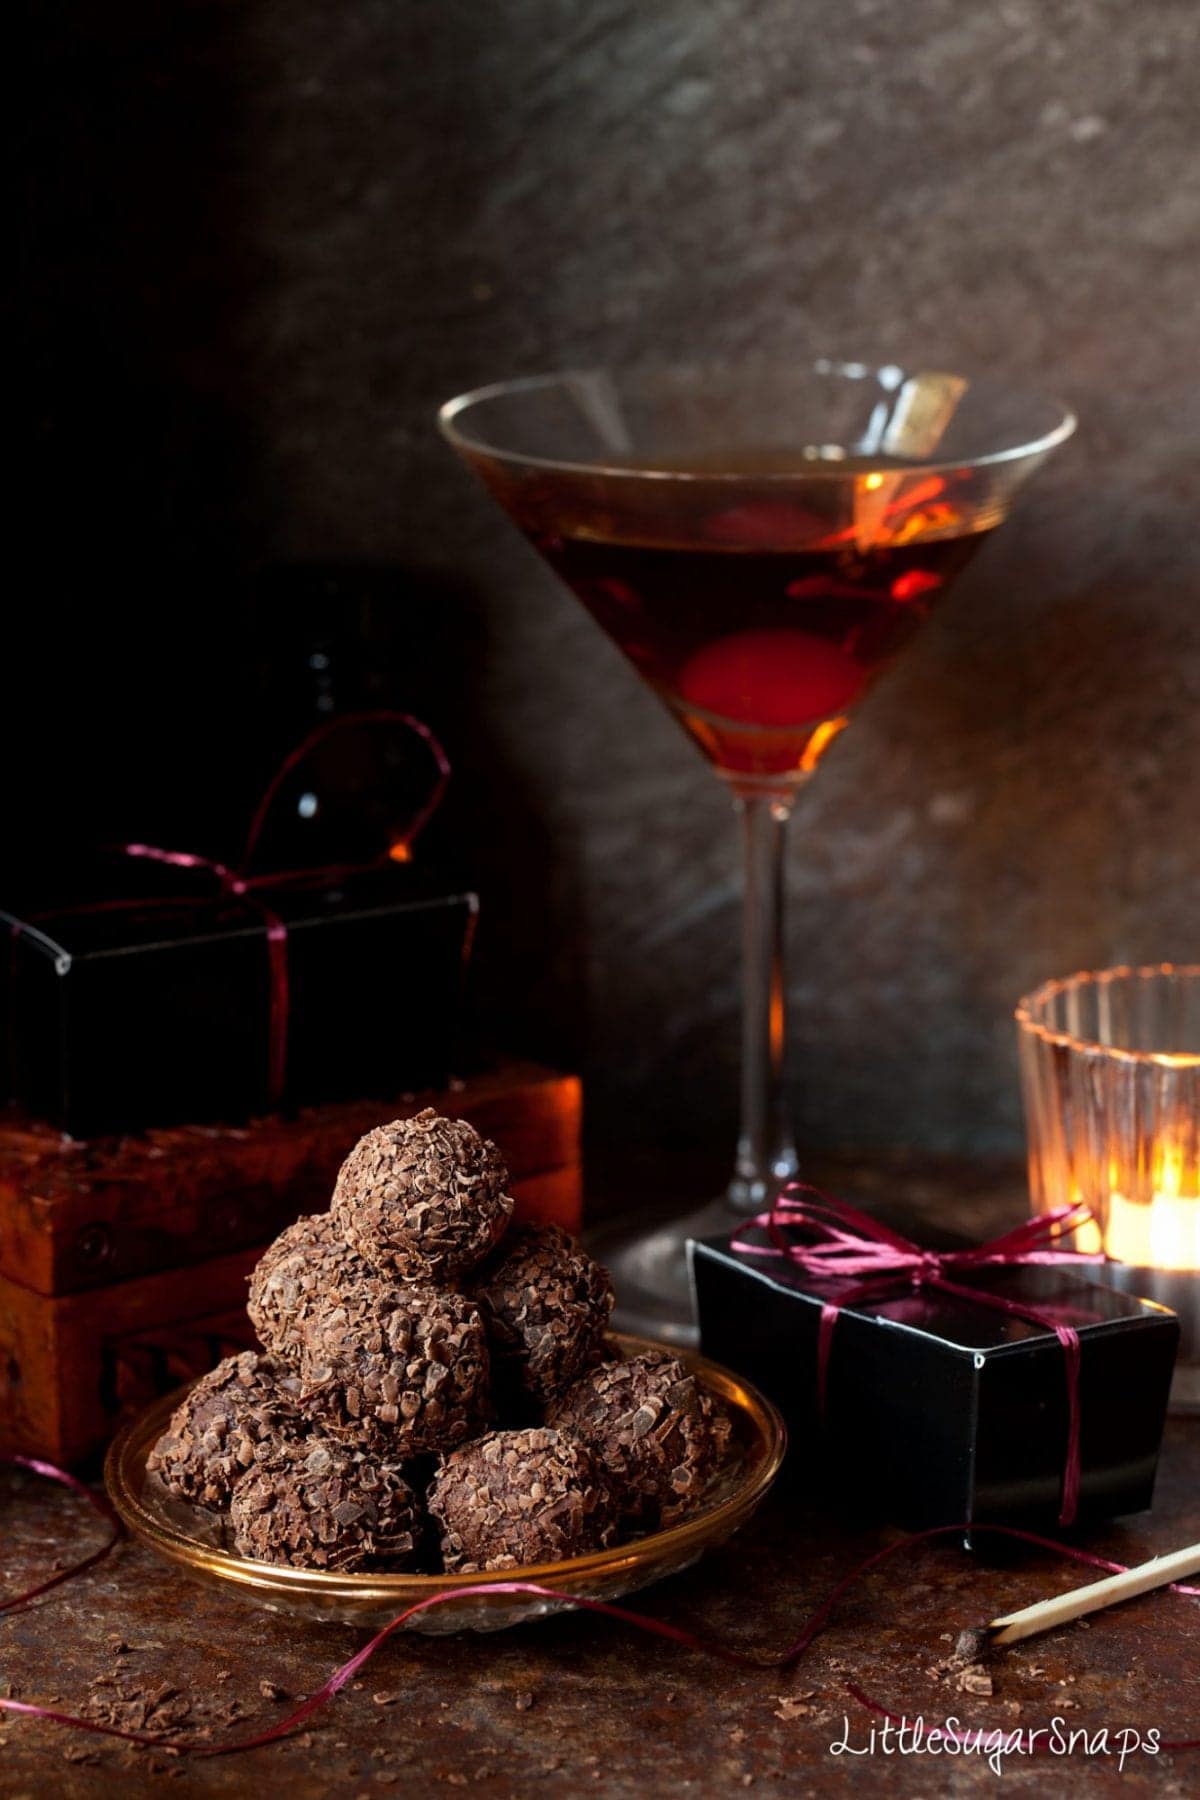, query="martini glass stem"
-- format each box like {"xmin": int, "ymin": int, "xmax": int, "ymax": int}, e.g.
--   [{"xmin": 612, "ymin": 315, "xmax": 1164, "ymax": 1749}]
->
[{"xmin": 729, "ymin": 790, "xmax": 799, "ymax": 1213}]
